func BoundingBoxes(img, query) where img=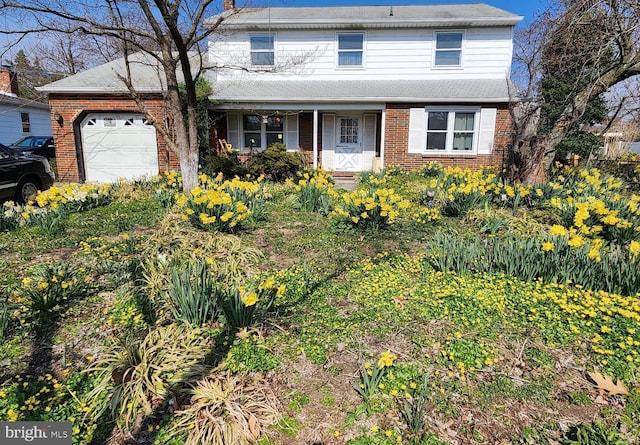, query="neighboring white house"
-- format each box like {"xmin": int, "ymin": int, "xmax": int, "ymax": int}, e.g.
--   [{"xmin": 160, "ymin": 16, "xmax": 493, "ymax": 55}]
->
[
  {"xmin": 0, "ymin": 68, "xmax": 52, "ymax": 146},
  {"xmin": 207, "ymin": 2, "xmax": 522, "ymax": 173}
]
